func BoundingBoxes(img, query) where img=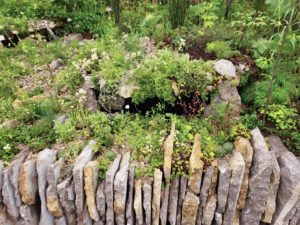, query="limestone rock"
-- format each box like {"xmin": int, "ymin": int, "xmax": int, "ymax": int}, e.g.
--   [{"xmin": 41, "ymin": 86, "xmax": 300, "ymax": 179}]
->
[
  {"xmin": 188, "ymin": 134, "xmax": 203, "ymax": 194},
  {"xmin": 126, "ymin": 168, "xmax": 135, "ymax": 225},
  {"xmin": 168, "ymin": 176, "xmax": 179, "ymax": 225},
  {"xmin": 164, "ymin": 121, "xmax": 176, "ymax": 178},
  {"xmin": 37, "ymin": 148, "xmax": 57, "ymax": 225},
  {"xmin": 160, "ymin": 184, "xmax": 170, "ymax": 225},
  {"xmin": 73, "ymin": 140, "xmax": 96, "ymax": 216},
  {"xmin": 84, "ymin": 160, "xmax": 100, "ymax": 221},
  {"xmin": 83, "ymin": 76, "xmax": 98, "ymax": 113},
  {"xmin": 50, "ymin": 59, "xmax": 62, "ymax": 72},
  {"xmin": 234, "ymin": 137, "xmax": 253, "ymax": 209},
  {"xmin": 77, "ymin": 205, "xmax": 93, "ymax": 225},
  {"xmin": 261, "ymin": 152, "xmax": 280, "ymax": 223},
  {"xmin": 214, "ymin": 212, "xmax": 222, "ymax": 225},
  {"xmin": 53, "ymin": 114, "xmax": 67, "ymax": 127},
  {"xmin": 57, "ymin": 176, "xmax": 76, "ymax": 225},
  {"xmin": 134, "ymin": 179, "xmax": 144, "ymax": 225},
  {"xmin": 0, "ymin": 206, "xmax": 14, "ymax": 225},
  {"xmin": 0, "ymin": 119, "xmax": 20, "ymax": 130},
  {"xmin": 233, "ymin": 209, "xmax": 240, "ymax": 225},
  {"xmin": 223, "ymin": 150, "xmax": 245, "ymax": 225},
  {"xmin": 2, "ymin": 169, "xmax": 20, "ymax": 220},
  {"xmin": 8, "ymin": 146, "xmax": 30, "ymax": 207},
  {"xmin": 96, "ymin": 180, "xmax": 106, "ymax": 223},
  {"xmin": 20, "ymin": 204, "xmax": 39, "ymax": 225},
  {"xmin": 54, "ymin": 217, "xmax": 67, "ymax": 225},
  {"xmin": 0, "ymin": 160, "xmax": 3, "ymax": 203},
  {"xmin": 268, "ymin": 136, "xmax": 300, "ymax": 225},
  {"xmin": 202, "ymin": 194, "xmax": 217, "ymax": 225},
  {"xmin": 19, "ymin": 157, "xmax": 38, "ymax": 205},
  {"xmin": 105, "ymin": 154, "xmax": 121, "ymax": 225},
  {"xmin": 46, "ymin": 158, "xmax": 64, "ymax": 217},
  {"xmin": 241, "ymin": 128, "xmax": 273, "ymax": 225},
  {"xmin": 63, "ymin": 34, "xmax": 84, "ymax": 46},
  {"xmin": 176, "ymin": 176, "xmax": 188, "ymax": 225},
  {"xmin": 289, "ymin": 201, "xmax": 300, "ymax": 225},
  {"xmin": 199, "ymin": 166, "xmax": 215, "ymax": 209},
  {"xmin": 182, "ymin": 190, "xmax": 199, "ymax": 225},
  {"xmin": 119, "ymin": 70, "xmax": 139, "ymax": 99},
  {"xmin": 143, "ymin": 178, "xmax": 152, "ymax": 225},
  {"xmin": 152, "ymin": 169, "xmax": 162, "ymax": 225},
  {"xmin": 214, "ymin": 59, "xmax": 236, "ymax": 79}
]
